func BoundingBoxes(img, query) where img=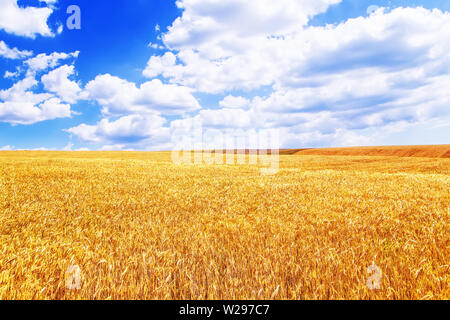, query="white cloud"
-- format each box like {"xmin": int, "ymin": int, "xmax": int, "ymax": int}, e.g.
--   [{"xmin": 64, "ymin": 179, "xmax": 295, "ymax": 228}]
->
[
  {"xmin": 0, "ymin": 0, "xmax": 55, "ymax": 38},
  {"xmin": 279, "ymin": 127, "xmax": 375, "ymax": 148},
  {"xmin": 146, "ymin": 7, "xmax": 450, "ymax": 95},
  {"xmin": 0, "ymin": 41, "xmax": 33, "ymax": 59},
  {"xmin": 0, "ymin": 145, "xmax": 14, "ymax": 151},
  {"xmin": 139, "ymin": 6, "xmax": 450, "ymax": 148},
  {"xmin": 143, "ymin": 0, "xmax": 342, "ymax": 93},
  {"xmin": 0, "ymin": 76, "xmax": 72, "ymax": 125},
  {"xmin": 4, "ymin": 70, "xmax": 18, "ymax": 79},
  {"xmin": 143, "ymin": 52, "xmax": 176, "ymax": 78},
  {"xmin": 148, "ymin": 42, "xmax": 164, "ymax": 50},
  {"xmin": 200, "ymin": 108, "xmax": 253, "ymax": 128},
  {"xmin": 65, "ymin": 4, "xmax": 450, "ymax": 150},
  {"xmin": 41, "ymin": 65, "xmax": 85, "ymax": 103},
  {"xmin": 66, "ymin": 114, "xmax": 171, "ymax": 150},
  {"xmin": 219, "ymin": 95, "xmax": 250, "ymax": 109},
  {"xmin": 24, "ymin": 51, "xmax": 79, "ymax": 75},
  {"xmin": 85, "ymin": 74, "xmax": 201, "ymax": 116},
  {"xmin": 246, "ymin": 8, "xmax": 450, "ymax": 136},
  {"xmin": 0, "ymin": 48, "xmax": 83, "ymax": 125},
  {"xmin": 164, "ymin": 0, "xmax": 341, "ymax": 50}
]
